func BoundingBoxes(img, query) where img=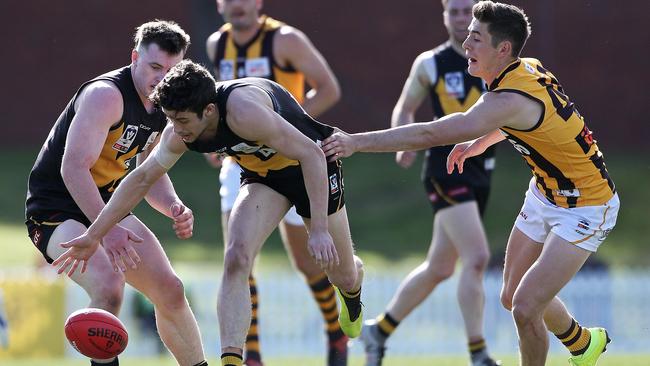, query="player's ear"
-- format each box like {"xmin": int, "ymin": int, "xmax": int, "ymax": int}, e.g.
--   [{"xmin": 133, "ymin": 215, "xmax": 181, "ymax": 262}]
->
[
  {"xmin": 497, "ymin": 40, "xmax": 512, "ymax": 58},
  {"xmin": 204, "ymin": 103, "xmax": 217, "ymax": 117},
  {"xmin": 131, "ymin": 48, "xmax": 139, "ymax": 65}
]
